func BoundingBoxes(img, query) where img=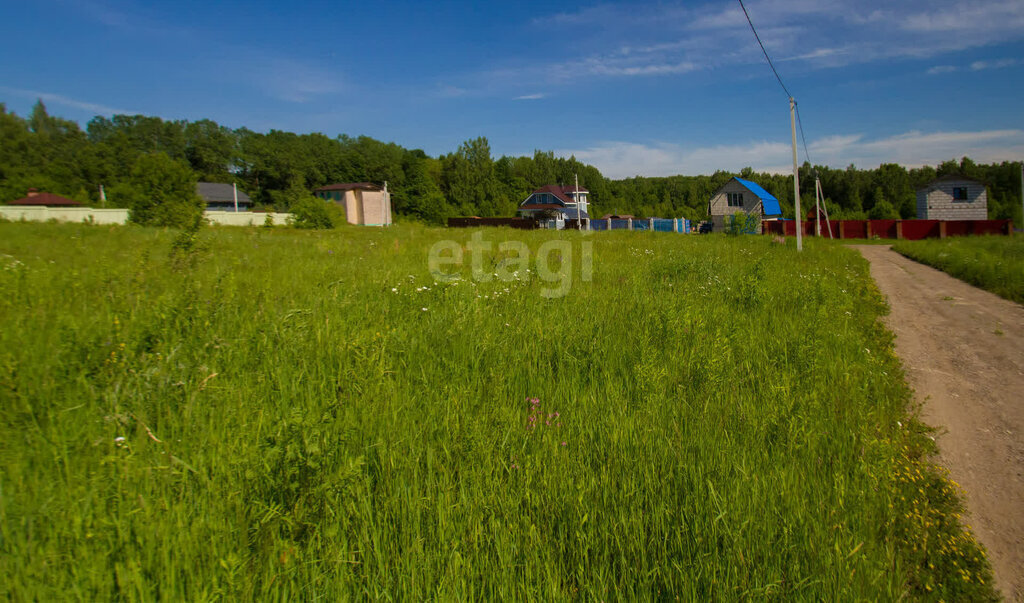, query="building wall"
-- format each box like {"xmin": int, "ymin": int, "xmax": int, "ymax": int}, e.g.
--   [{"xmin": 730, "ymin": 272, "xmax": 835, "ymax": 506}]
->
[
  {"xmin": 0, "ymin": 206, "xmax": 293, "ymax": 227},
  {"xmin": 343, "ymin": 191, "xmax": 362, "ymax": 225},
  {"xmin": 206, "ymin": 211, "xmax": 291, "ymax": 226},
  {"xmin": 709, "ymin": 180, "xmax": 765, "ymax": 216},
  {"xmin": 709, "ymin": 180, "xmax": 768, "ymax": 232},
  {"xmin": 0, "ymin": 206, "xmax": 130, "ymax": 224},
  {"xmin": 360, "ymin": 191, "xmax": 389, "ymax": 225},
  {"xmin": 916, "ymin": 180, "xmax": 988, "ymax": 220}
]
